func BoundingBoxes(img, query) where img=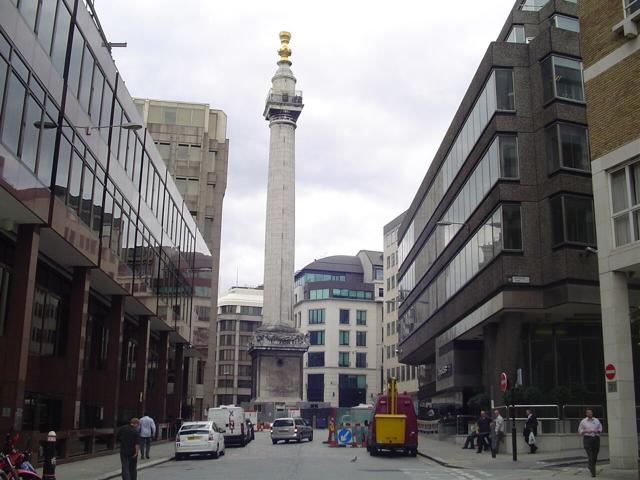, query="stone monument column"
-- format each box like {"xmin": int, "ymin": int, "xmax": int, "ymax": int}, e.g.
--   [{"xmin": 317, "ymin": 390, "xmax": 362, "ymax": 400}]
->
[{"xmin": 249, "ymin": 32, "xmax": 308, "ymax": 407}]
